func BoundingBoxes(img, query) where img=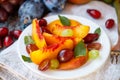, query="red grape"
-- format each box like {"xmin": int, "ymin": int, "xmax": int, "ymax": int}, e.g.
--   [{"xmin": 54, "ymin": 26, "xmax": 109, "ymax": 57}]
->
[
  {"xmin": 10, "ymin": 30, "xmax": 22, "ymax": 39},
  {"xmin": 87, "ymin": 42, "xmax": 101, "ymax": 50},
  {"xmin": 38, "ymin": 59, "xmax": 50, "ymax": 71},
  {"xmin": 83, "ymin": 33, "xmax": 99, "ymax": 43},
  {"xmin": 26, "ymin": 44, "xmax": 38, "ymax": 54},
  {"xmin": 0, "ymin": 27, "xmax": 8, "ymax": 38},
  {"xmin": 87, "ymin": 9, "xmax": 101, "ymax": 19},
  {"xmin": 41, "ymin": 27, "xmax": 51, "ymax": 33},
  {"xmin": 0, "ymin": 38, "xmax": 3, "ymax": 48},
  {"xmin": 3, "ymin": 35, "xmax": 13, "ymax": 47},
  {"xmin": 105, "ymin": 19, "xmax": 115, "ymax": 29},
  {"xmin": 57, "ymin": 49, "xmax": 74, "ymax": 63},
  {"xmin": 39, "ymin": 18, "xmax": 47, "ymax": 27}
]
